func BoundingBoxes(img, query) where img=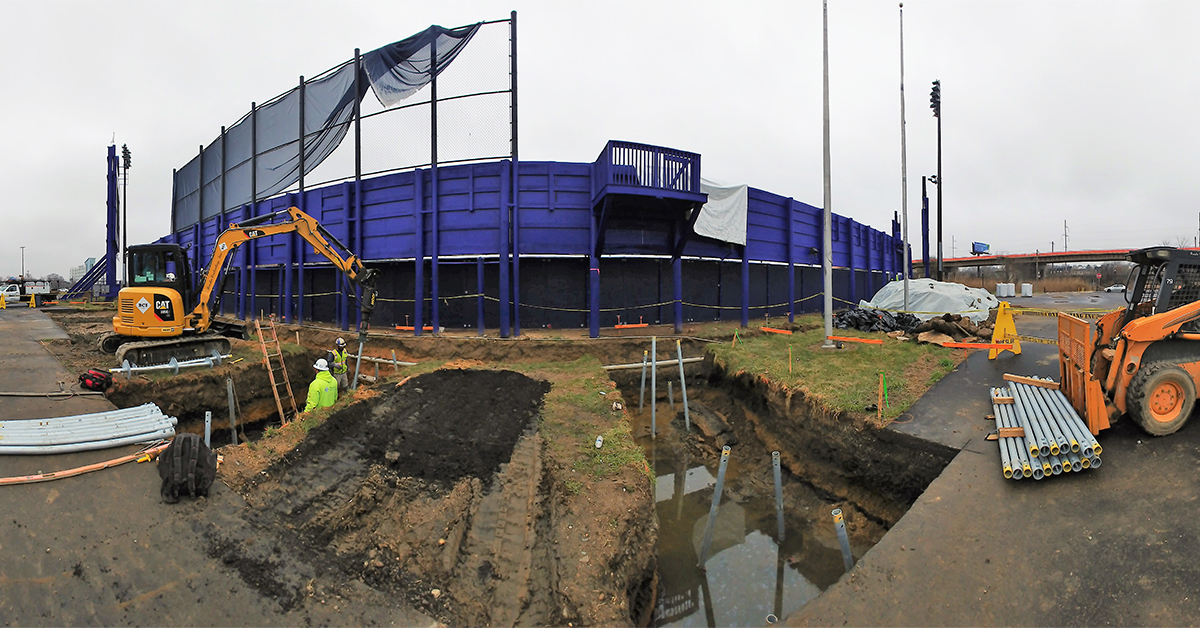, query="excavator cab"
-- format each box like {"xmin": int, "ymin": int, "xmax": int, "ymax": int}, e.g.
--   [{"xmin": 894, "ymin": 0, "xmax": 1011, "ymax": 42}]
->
[
  {"xmin": 1060, "ymin": 246, "xmax": 1200, "ymax": 437},
  {"xmin": 112, "ymin": 244, "xmax": 194, "ymax": 343}
]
